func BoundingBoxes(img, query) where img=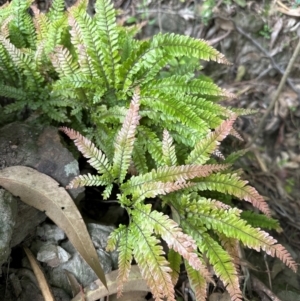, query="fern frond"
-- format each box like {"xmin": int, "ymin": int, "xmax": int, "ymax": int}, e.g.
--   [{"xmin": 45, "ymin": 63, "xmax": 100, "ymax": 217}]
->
[
  {"xmin": 66, "ymin": 173, "xmax": 109, "ymax": 188},
  {"xmin": 68, "ymin": 11, "xmax": 109, "ymax": 87},
  {"xmin": 185, "ymin": 260, "xmax": 208, "ymax": 301},
  {"xmin": 195, "ymin": 230, "xmax": 242, "ymax": 301},
  {"xmin": 149, "ymin": 209, "xmax": 201, "ymax": 270},
  {"xmin": 190, "ymin": 173, "xmax": 271, "ymax": 216},
  {"xmin": 132, "ymin": 141, "xmax": 148, "ymax": 174},
  {"xmin": 131, "ymin": 222, "xmax": 175, "ymax": 301},
  {"xmin": 59, "ymin": 127, "xmax": 113, "ymax": 178},
  {"xmin": 241, "ymin": 211, "xmax": 281, "ymax": 231},
  {"xmin": 132, "ymin": 181, "xmax": 194, "ymax": 204},
  {"xmin": 106, "ymin": 225, "xmax": 134, "ymax": 296},
  {"xmin": 48, "ymin": 0, "xmax": 65, "ymax": 22},
  {"xmin": 141, "ymin": 92, "xmax": 209, "ymax": 133},
  {"xmin": 151, "ymin": 33, "xmax": 231, "ymax": 64},
  {"xmin": 168, "ymin": 249, "xmax": 181, "ymax": 285},
  {"xmin": 145, "ymin": 75, "xmax": 235, "ymax": 99},
  {"xmin": 94, "ymin": 0, "xmax": 121, "ymax": 86},
  {"xmin": 187, "ymin": 116, "xmax": 237, "ymax": 165},
  {"xmin": 112, "ymin": 89, "xmax": 141, "ymax": 183},
  {"xmin": 162, "ymin": 130, "xmax": 177, "ymax": 166},
  {"xmin": 123, "ymin": 164, "xmax": 229, "ymax": 194},
  {"xmin": 51, "ymin": 46, "xmax": 79, "ymax": 77}
]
